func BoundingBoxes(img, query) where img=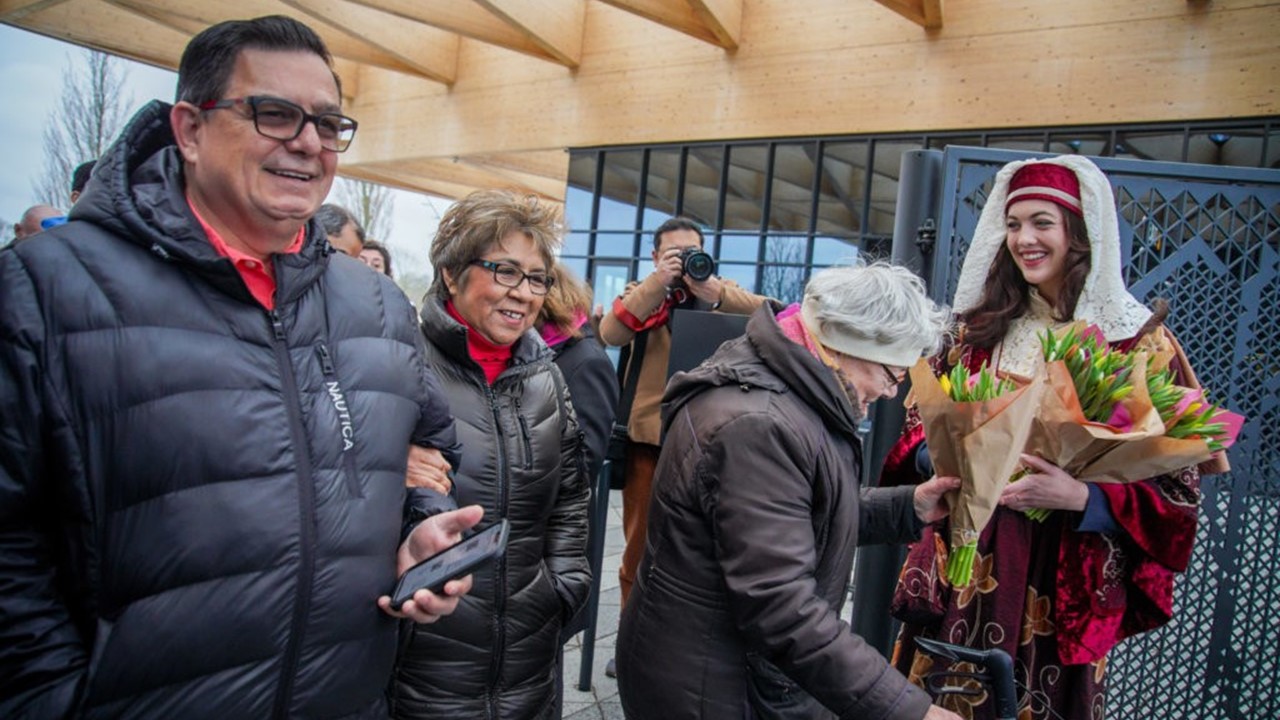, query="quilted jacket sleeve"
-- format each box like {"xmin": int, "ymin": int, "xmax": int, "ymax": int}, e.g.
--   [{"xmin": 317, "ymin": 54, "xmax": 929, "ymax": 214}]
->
[
  {"xmin": 544, "ymin": 368, "xmax": 591, "ymax": 625},
  {"xmin": 0, "ymin": 250, "xmax": 87, "ymax": 718}
]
